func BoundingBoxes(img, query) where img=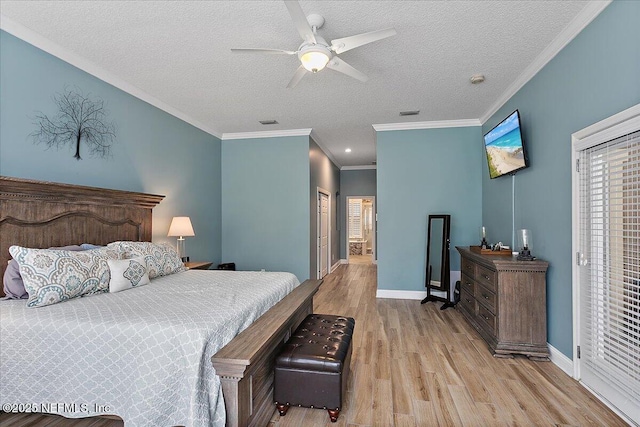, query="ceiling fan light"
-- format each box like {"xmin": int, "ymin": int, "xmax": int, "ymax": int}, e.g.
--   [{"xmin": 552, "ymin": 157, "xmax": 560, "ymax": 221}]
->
[{"xmin": 300, "ymin": 50, "xmax": 330, "ymax": 73}]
